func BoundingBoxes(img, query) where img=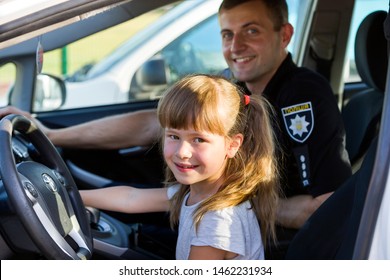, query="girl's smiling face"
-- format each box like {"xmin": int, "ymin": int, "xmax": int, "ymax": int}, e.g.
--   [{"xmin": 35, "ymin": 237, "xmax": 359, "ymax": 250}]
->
[{"xmin": 163, "ymin": 127, "xmax": 240, "ymax": 190}]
